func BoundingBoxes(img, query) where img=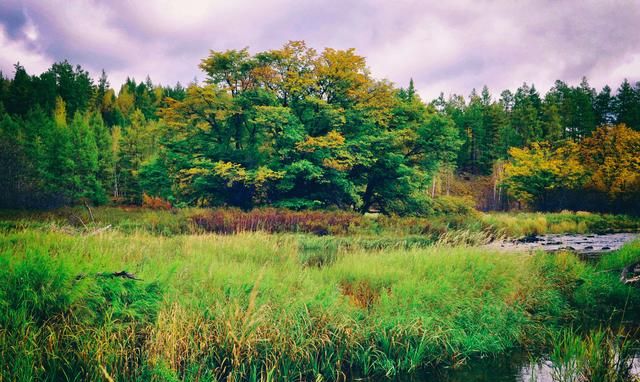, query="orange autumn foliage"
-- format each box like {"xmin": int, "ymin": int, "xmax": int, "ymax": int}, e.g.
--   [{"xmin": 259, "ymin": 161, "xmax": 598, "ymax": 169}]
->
[
  {"xmin": 142, "ymin": 193, "xmax": 172, "ymax": 210},
  {"xmin": 580, "ymin": 124, "xmax": 640, "ymax": 198},
  {"xmin": 503, "ymin": 124, "xmax": 640, "ymax": 211}
]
